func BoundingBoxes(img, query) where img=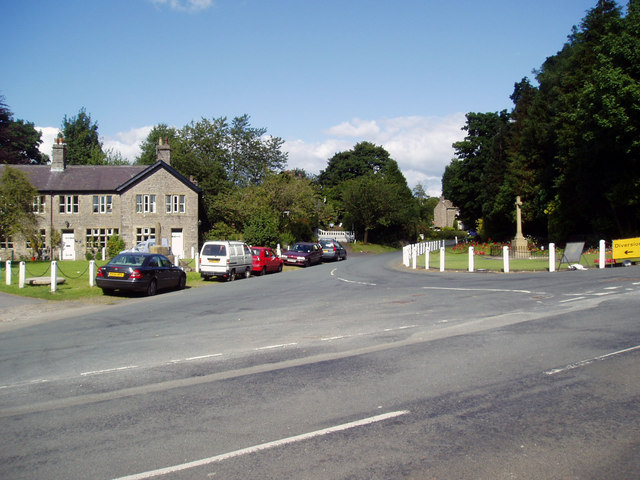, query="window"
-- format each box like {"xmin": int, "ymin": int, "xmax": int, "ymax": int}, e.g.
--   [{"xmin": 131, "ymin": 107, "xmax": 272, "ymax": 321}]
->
[
  {"xmin": 86, "ymin": 228, "xmax": 119, "ymax": 250},
  {"xmin": 26, "ymin": 229, "xmax": 46, "ymax": 249},
  {"xmin": 93, "ymin": 195, "xmax": 113, "ymax": 214},
  {"xmin": 165, "ymin": 195, "xmax": 186, "ymax": 214},
  {"xmin": 0, "ymin": 235, "xmax": 13, "ymax": 249},
  {"xmin": 32, "ymin": 195, "xmax": 46, "ymax": 214},
  {"xmin": 136, "ymin": 227, "xmax": 155, "ymax": 243},
  {"xmin": 59, "ymin": 195, "xmax": 79, "ymax": 214},
  {"xmin": 136, "ymin": 194, "xmax": 156, "ymax": 213}
]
